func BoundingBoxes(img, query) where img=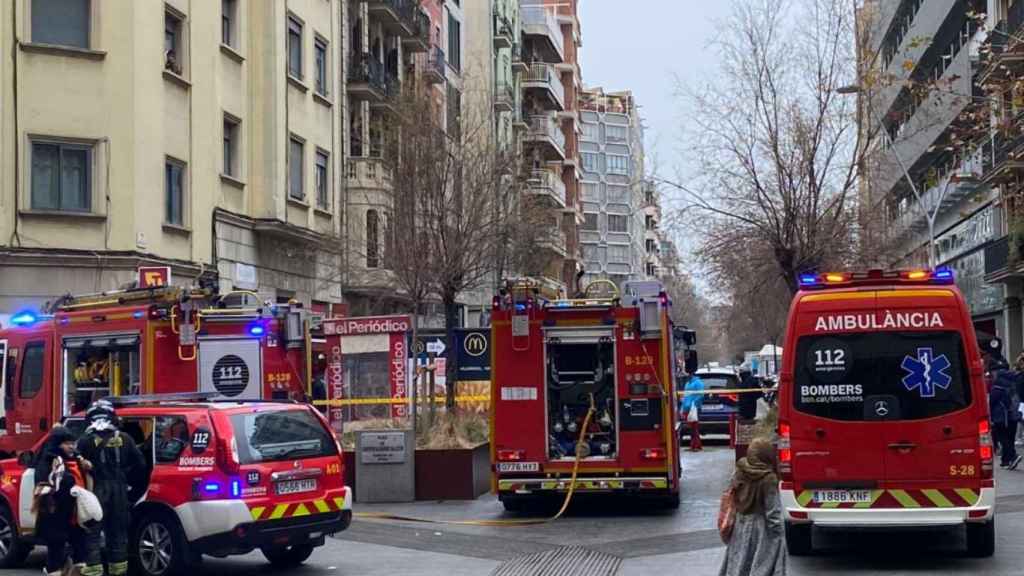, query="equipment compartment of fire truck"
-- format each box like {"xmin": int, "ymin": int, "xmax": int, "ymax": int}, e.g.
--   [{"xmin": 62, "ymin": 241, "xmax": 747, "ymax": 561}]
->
[{"xmin": 546, "ymin": 332, "xmax": 618, "ymax": 460}]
